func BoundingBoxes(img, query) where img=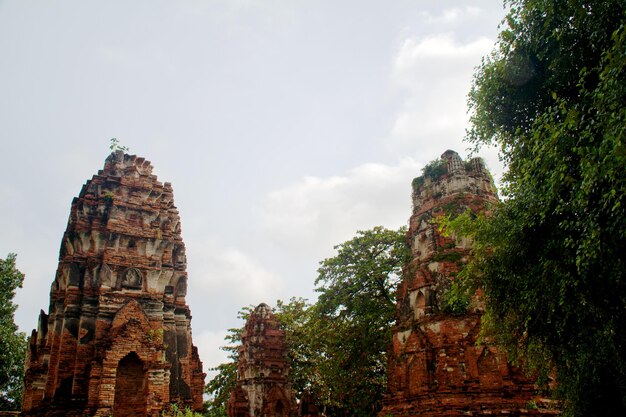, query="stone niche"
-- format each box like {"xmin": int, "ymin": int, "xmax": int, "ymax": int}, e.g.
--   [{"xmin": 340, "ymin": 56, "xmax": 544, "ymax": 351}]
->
[
  {"xmin": 227, "ymin": 303, "xmax": 297, "ymax": 417},
  {"xmin": 379, "ymin": 150, "xmax": 558, "ymax": 417},
  {"xmin": 22, "ymin": 151, "xmax": 205, "ymax": 417}
]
